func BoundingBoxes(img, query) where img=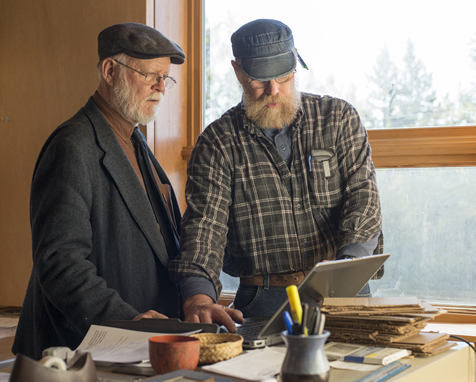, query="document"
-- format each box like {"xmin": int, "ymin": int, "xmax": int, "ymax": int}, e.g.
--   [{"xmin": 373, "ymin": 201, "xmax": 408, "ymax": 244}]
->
[
  {"xmin": 75, "ymin": 324, "xmax": 199, "ymax": 364},
  {"xmin": 201, "ymin": 346, "xmax": 286, "ymax": 381}
]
